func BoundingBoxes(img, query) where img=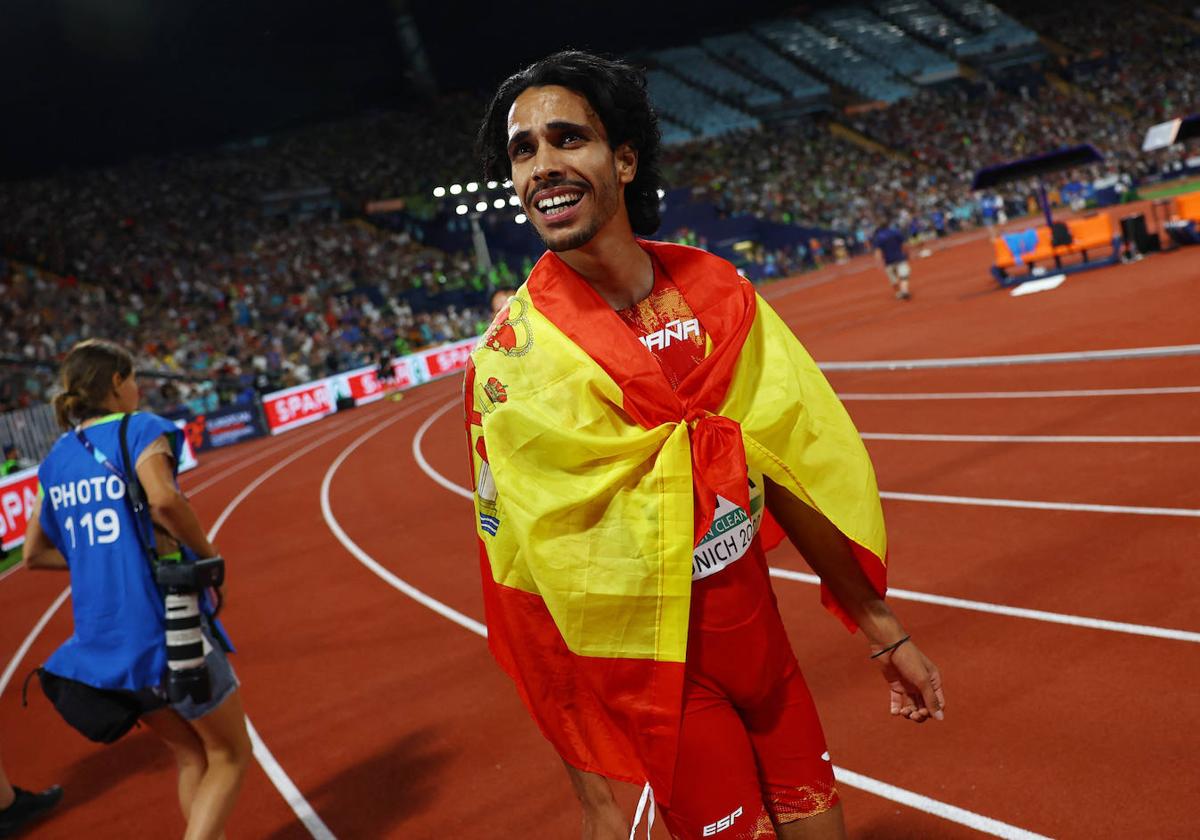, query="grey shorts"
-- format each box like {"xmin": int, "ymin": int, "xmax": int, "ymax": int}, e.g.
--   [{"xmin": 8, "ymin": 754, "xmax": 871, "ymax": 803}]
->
[{"xmin": 131, "ymin": 619, "xmax": 240, "ymax": 721}]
